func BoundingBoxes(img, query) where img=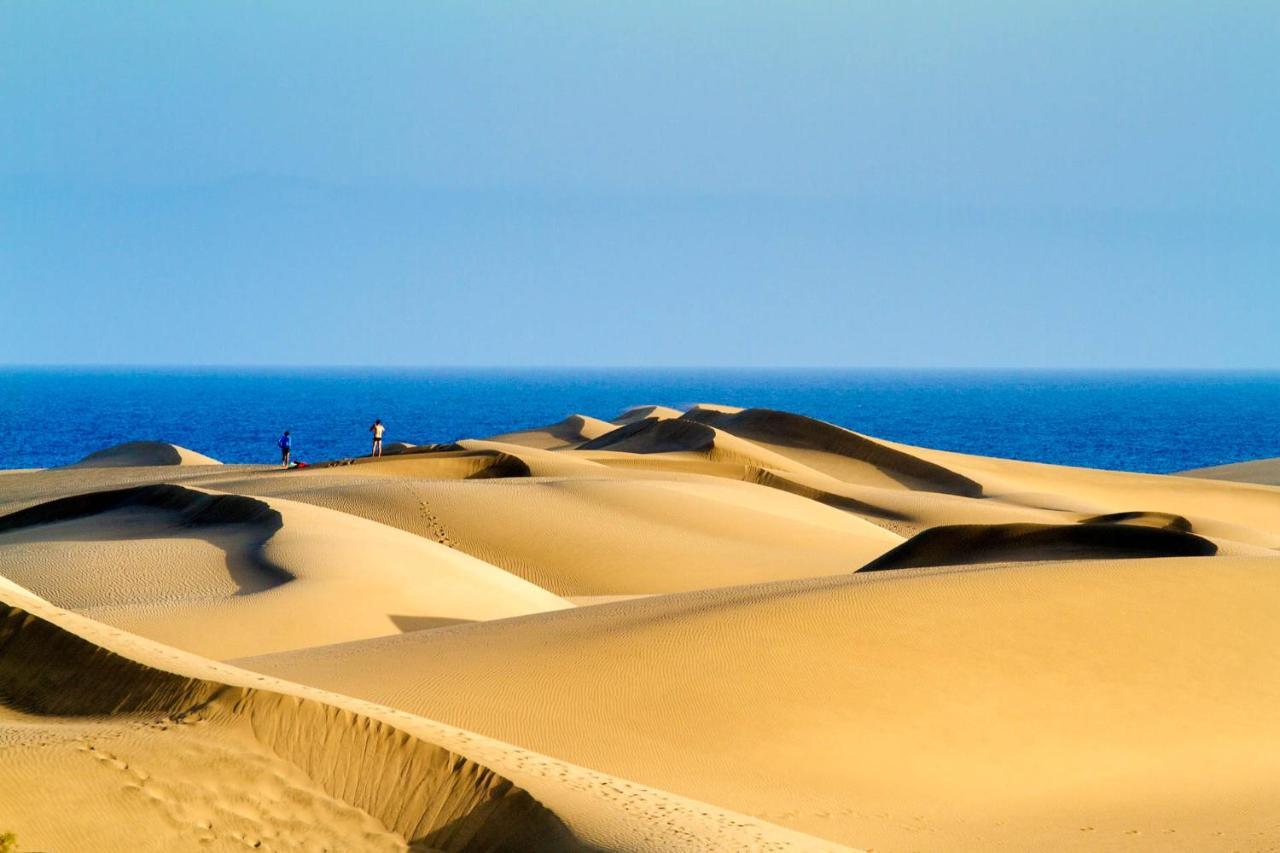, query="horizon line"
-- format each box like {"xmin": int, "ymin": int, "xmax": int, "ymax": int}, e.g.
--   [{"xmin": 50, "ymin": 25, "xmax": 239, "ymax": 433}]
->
[{"xmin": 5, "ymin": 363, "xmax": 1280, "ymax": 374}]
